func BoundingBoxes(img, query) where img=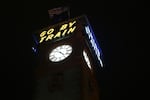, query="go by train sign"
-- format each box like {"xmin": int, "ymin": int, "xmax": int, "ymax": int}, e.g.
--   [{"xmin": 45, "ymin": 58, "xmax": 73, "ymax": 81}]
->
[{"xmin": 39, "ymin": 20, "xmax": 77, "ymax": 44}]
